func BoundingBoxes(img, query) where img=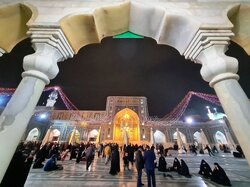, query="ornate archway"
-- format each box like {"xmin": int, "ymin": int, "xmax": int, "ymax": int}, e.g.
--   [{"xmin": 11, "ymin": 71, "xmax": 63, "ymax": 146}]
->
[
  {"xmin": 26, "ymin": 128, "xmax": 40, "ymax": 141},
  {"xmin": 173, "ymin": 130, "xmax": 187, "ymax": 144},
  {"xmin": 113, "ymin": 108, "xmax": 140, "ymax": 144},
  {"xmin": 154, "ymin": 130, "xmax": 166, "ymax": 144},
  {"xmin": 214, "ymin": 131, "xmax": 227, "ymax": 145},
  {"xmin": 50, "ymin": 129, "xmax": 60, "ymax": 142},
  {"xmin": 88, "ymin": 129, "xmax": 98, "ymax": 142}
]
